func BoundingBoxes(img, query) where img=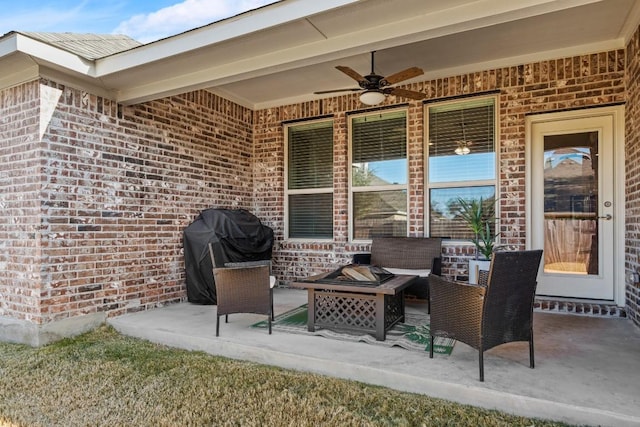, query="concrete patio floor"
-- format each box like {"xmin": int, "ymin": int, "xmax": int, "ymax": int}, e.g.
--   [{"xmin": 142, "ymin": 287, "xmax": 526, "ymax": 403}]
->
[{"xmin": 108, "ymin": 287, "xmax": 640, "ymax": 427}]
